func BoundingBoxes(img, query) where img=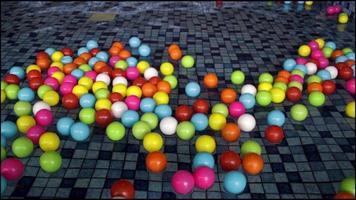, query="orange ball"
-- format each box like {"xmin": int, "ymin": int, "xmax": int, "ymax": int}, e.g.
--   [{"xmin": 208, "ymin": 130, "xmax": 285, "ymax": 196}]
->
[
  {"xmin": 307, "ymin": 82, "xmax": 323, "ymax": 94},
  {"xmin": 331, "ymin": 50, "xmax": 344, "ymax": 60},
  {"xmin": 242, "ymin": 153, "xmax": 264, "ymax": 175},
  {"xmin": 63, "ymin": 63, "xmax": 78, "ymax": 75},
  {"xmin": 112, "ymin": 41, "xmax": 124, "ymax": 50},
  {"xmin": 157, "ymin": 80, "xmax": 171, "ymax": 94},
  {"xmin": 94, "ymin": 61, "xmax": 108, "ymax": 73},
  {"xmin": 345, "ymin": 60, "xmax": 355, "ymax": 67},
  {"xmin": 221, "ymin": 123, "xmax": 240, "ymax": 142},
  {"xmin": 274, "ymin": 76, "xmax": 289, "ymax": 84},
  {"xmin": 277, "ymin": 70, "xmax": 291, "ymax": 79},
  {"xmin": 79, "ymin": 52, "xmax": 92, "ymax": 62},
  {"xmin": 145, "ymin": 151, "xmax": 167, "ymax": 173},
  {"xmin": 109, "ymin": 46, "xmax": 121, "ymax": 56},
  {"xmin": 203, "ymin": 73, "xmax": 218, "ymax": 89},
  {"xmin": 142, "ymin": 82, "xmax": 158, "ymax": 97},
  {"xmin": 168, "ymin": 44, "xmax": 181, "ymax": 54},
  {"xmin": 119, "ymin": 49, "xmax": 131, "ymax": 60},
  {"xmin": 73, "ymin": 57, "xmax": 87, "ymax": 66},
  {"xmin": 334, "ymin": 192, "xmax": 355, "ymax": 199},
  {"xmin": 36, "ymin": 58, "xmax": 50, "ymax": 70},
  {"xmin": 220, "ymin": 88, "xmax": 237, "ymax": 104},
  {"xmin": 169, "ymin": 49, "xmax": 182, "ymax": 61}
]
